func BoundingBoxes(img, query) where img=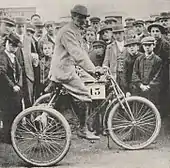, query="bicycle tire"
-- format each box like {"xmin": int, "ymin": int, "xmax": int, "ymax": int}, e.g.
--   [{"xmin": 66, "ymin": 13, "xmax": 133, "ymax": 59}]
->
[
  {"xmin": 107, "ymin": 96, "xmax": 161, "ymax": 150},
  {"xmin": 11, "ymin": 106, "xmax": 71, "ymax": 166}
]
